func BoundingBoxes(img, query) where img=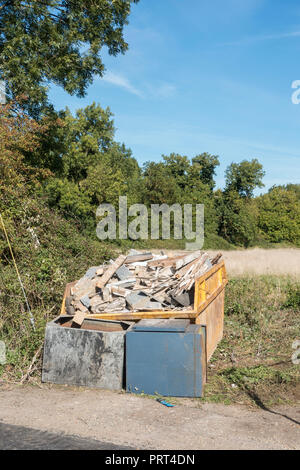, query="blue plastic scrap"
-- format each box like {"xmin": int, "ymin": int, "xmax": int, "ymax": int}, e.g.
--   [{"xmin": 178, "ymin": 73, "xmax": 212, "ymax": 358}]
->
[{"xmin": 156, "ymin": 398, "xmax": 174, "ymax": 407}]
